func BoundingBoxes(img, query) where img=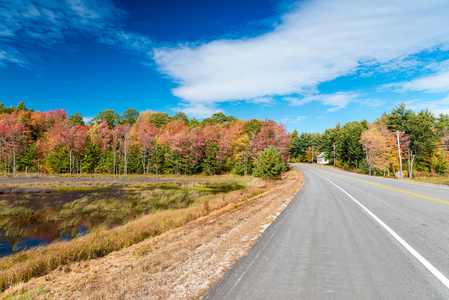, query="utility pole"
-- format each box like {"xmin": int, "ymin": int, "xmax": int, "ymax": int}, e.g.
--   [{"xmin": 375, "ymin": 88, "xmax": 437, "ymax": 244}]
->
[
  {"xmin": 393, "ymin": 130, "xmax": 405, "ymax": 179},
  {"xmin": 332, "ymin": 145, "xmax": 337, "ymax": 167}
]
